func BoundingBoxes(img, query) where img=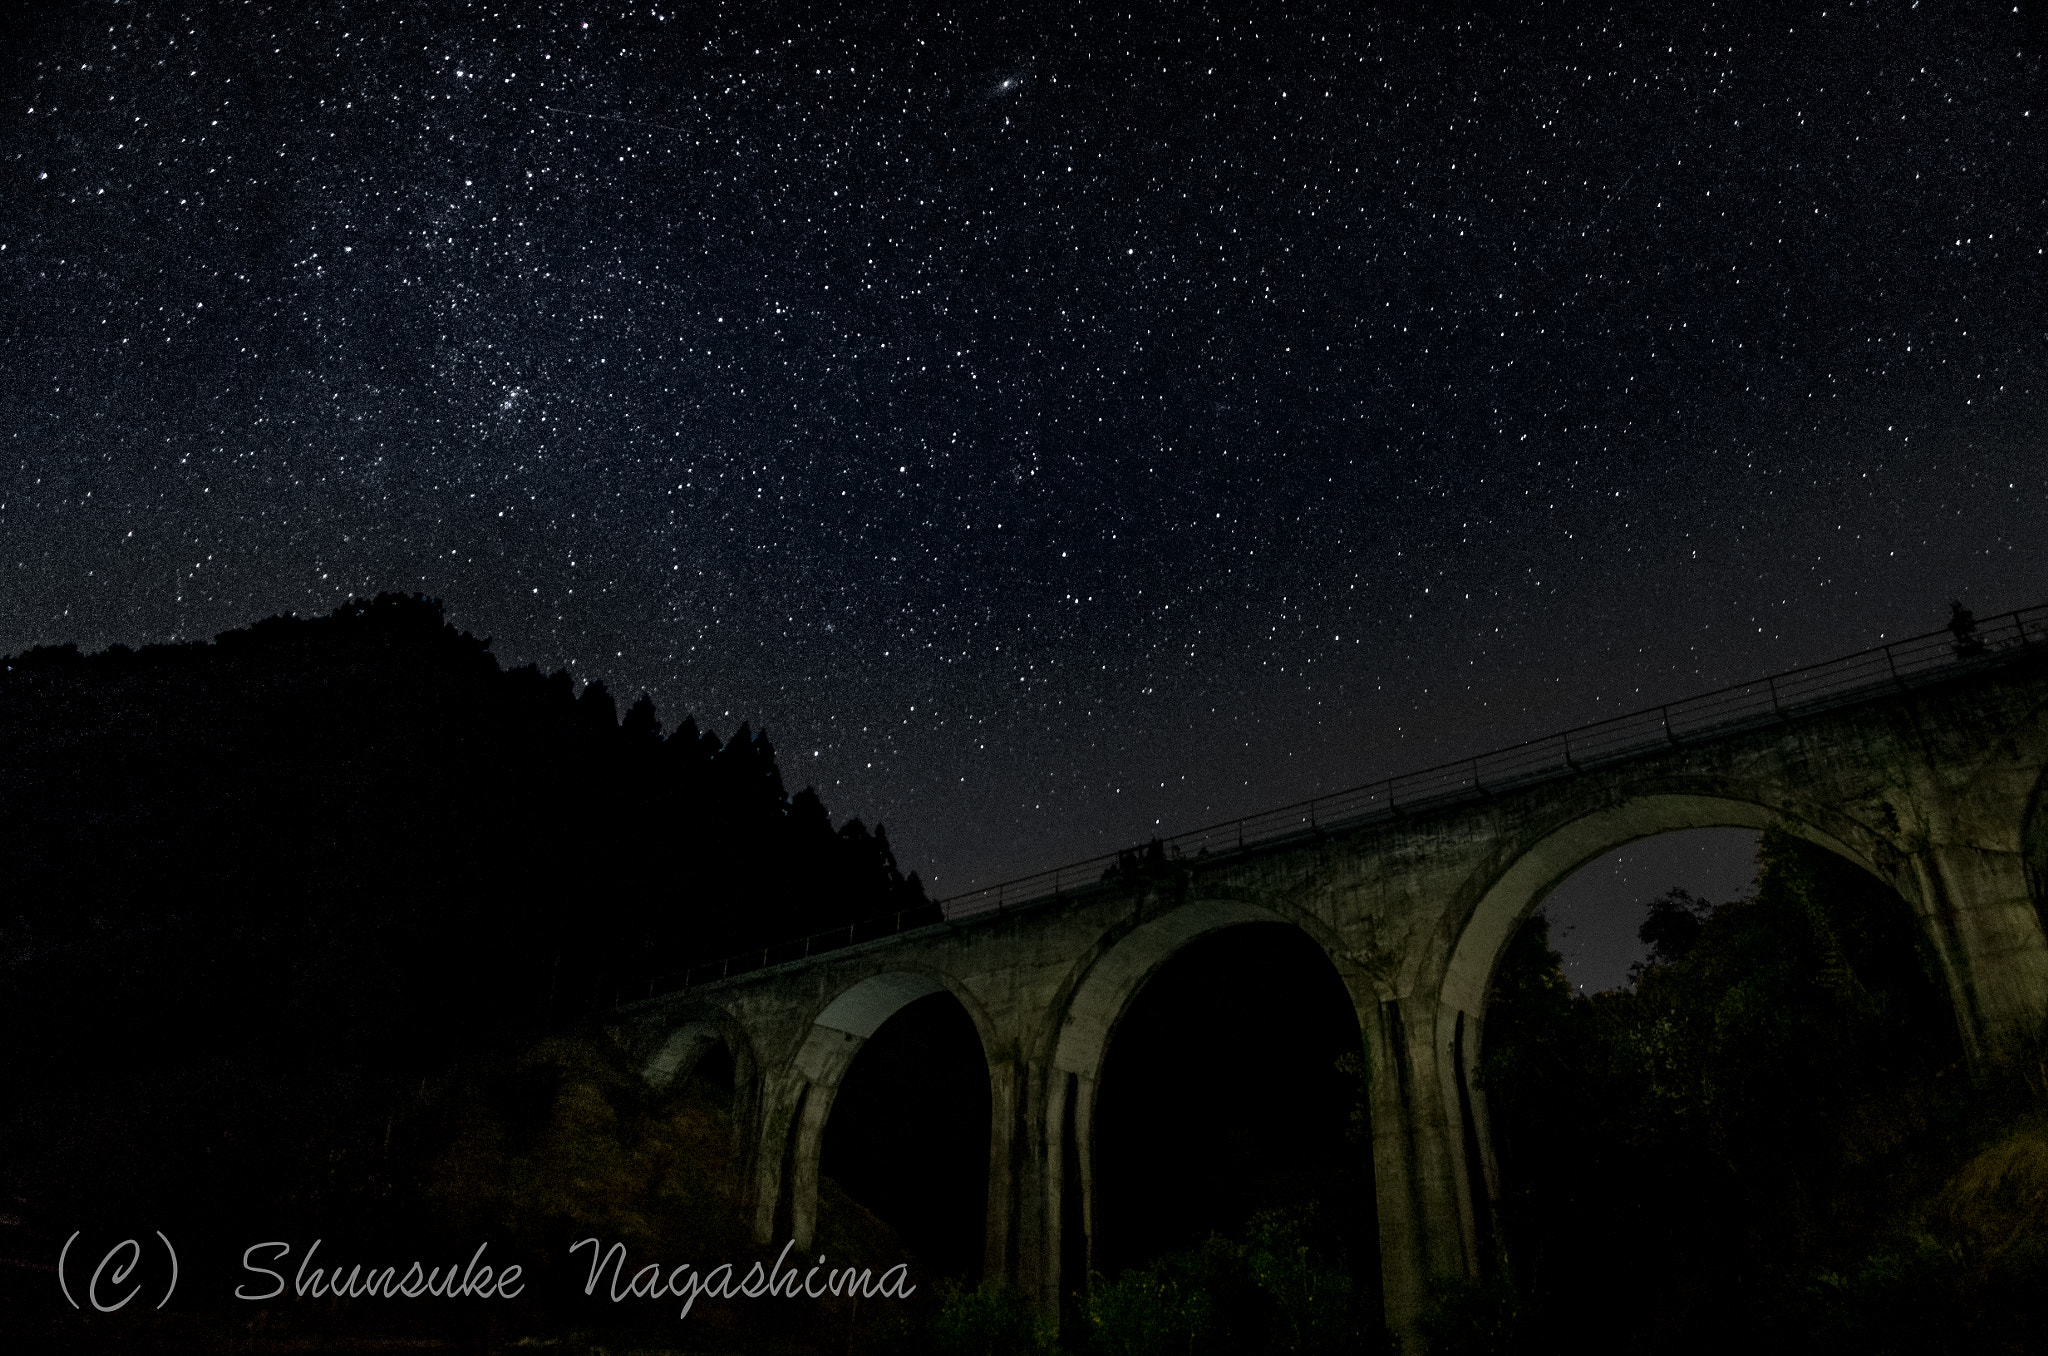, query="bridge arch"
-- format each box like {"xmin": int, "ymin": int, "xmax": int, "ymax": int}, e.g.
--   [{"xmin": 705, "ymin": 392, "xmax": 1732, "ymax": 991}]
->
[
  {"xmin": 1052, "ymin": 899, "xmax": 1325, "ymax": 1082},
  {"xmin": 1441, "ymin": 792, "xmax": 1890, "ymax": 1017},
  {"xmin": 759, "ymin": 967, "xmax": 999, "ymax": 1258},
  {"xmin": 1045, "ymin": 898, "xmax": 1365, "ymax": 1298},
  {"xmin": 1434, "ymin": 790, "xmax": 1945, "ymax": 1286}
]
